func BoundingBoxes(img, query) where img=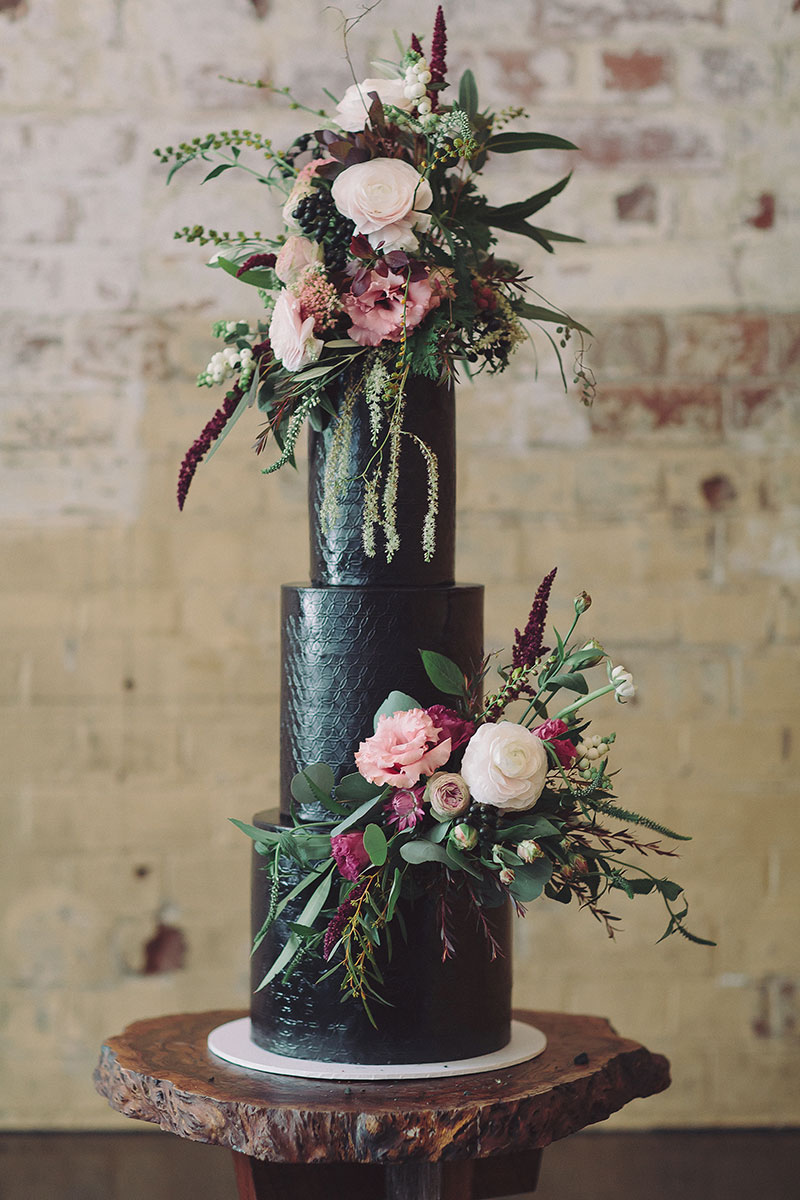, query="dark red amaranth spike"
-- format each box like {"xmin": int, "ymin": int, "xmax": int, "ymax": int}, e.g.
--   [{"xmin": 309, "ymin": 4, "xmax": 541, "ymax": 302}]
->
[
  {"xmin": 512, "ymin": 566, "xmax": 558, "ymax": 671},
  {"xmin": 428, "ymin": 5, "xmax": 448, "ymax": 110},
  {"xmin": 177, "ymin": 386, "xmax": 242, "ymax": 510},
  {"xmin": 410, "ymin": 32, "xmax": 424, "ymax": 55}
]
